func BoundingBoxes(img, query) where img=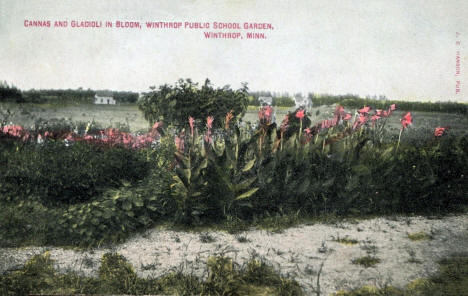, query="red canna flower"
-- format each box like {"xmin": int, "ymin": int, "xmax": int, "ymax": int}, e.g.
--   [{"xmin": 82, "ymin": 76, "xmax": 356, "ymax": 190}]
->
[
  {"xmin": 371, "ymin": 114, "xmax": 381, "ymax": 122},
  {"xmin": 343, "ymin": 113, "xmax": 352, "ymax": 121},
  {"xmin": 434, "ymin": 127, "xmax": 448, "ymax": 137},
  {"xmin": 334, "ymin": 105, "xmax": 345, "ymax": 117},
  {"xmin": 189, "ymin": 116, "xmax": 195, "ymax": 136},
  {"xmin": 358, "ymin": 106, "xmax": 371, "ymax": 114},
  {"xmin": 295, "ymin": 109, "xmax": 305, "ymax": 119},
  {"xmin": 353, "ymin": 114, "xmax": 368, "ymax": 129},
  {"xmin": 206, "ymin": 116, "xmax": 214, "ymax": 129},
  {"xmin": 400, "ymin": 112, "xmax": 412, "ymax": 129}
]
